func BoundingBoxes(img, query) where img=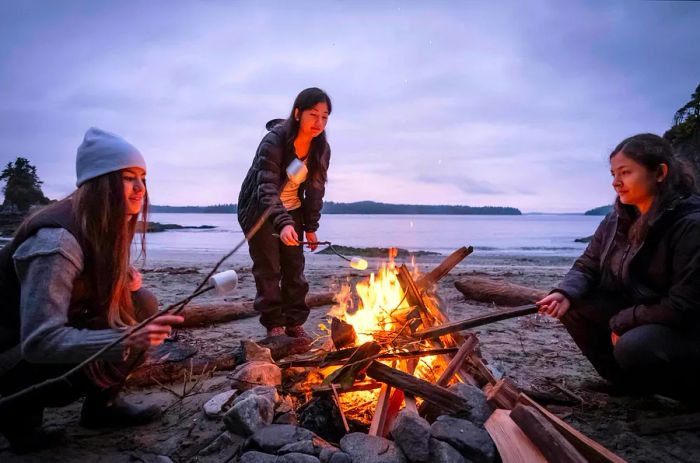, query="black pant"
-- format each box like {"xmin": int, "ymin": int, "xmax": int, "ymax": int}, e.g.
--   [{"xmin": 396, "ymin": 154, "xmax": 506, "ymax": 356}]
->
[
  {"xmin": 248, "ymin": 208, "xmax": 309, "ymax": 329},
  {"xmin": 0, "ymin": 288, "xmax": 159, "ymax": 430},
  {"xmin": 561, "ymin": 291, "xmax": 700, "ymax": 398}
]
